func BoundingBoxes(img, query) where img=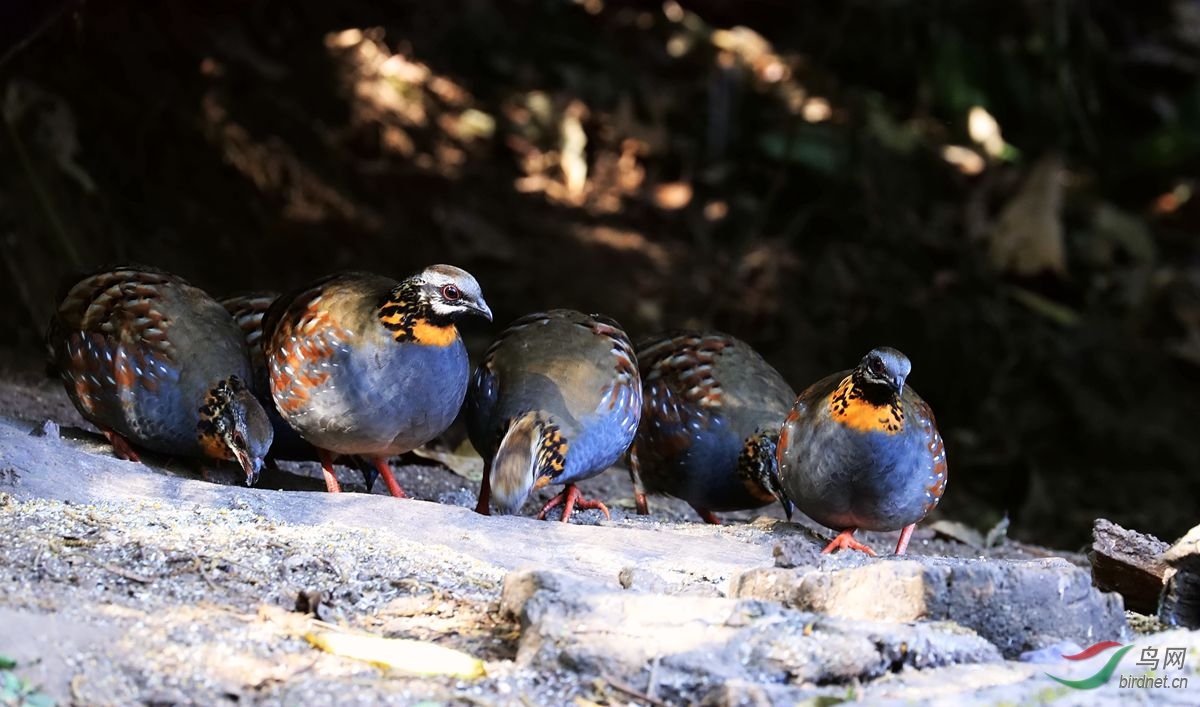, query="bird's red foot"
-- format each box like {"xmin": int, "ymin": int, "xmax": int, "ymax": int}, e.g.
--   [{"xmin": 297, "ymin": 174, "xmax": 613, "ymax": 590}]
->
[
  {"xmin": 627, "ymin": 446, "xmax": 649, "ymax": 515},
  {"xmin": 634, "ymin": 491, "xmax": 650, "ymax": 515},
  {"xmin": 821, "ymin": 528, "xmax": 877, "ymax": 556},
  {"xmin": 694, "ymin": 508, "xmax": 722, "ymax": 525},
  {"xmin": 371, "ymin": 456, "xmax": 407, "ymax": 498},
  {"xmin": 101, "ymin": 428, "xmax": 141, "ymax": 462},
  {"xmin": 894, "ymin": 523, "xmax": 916, "ymax": 555},
  {"xmin": 317, "ymin": 449, "xmax": 343, "ymax": 493},
  {"xmin": 537, "ymin": 484, "xmax": 611, "ymax": 522},
  {"xmin": 475, "ymin": 463, "xmax": 492, "ymax": 515}
]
